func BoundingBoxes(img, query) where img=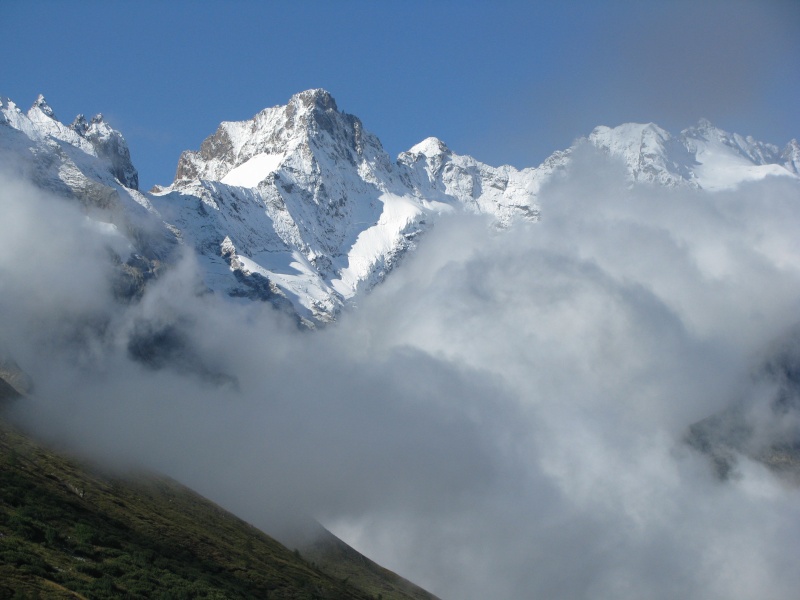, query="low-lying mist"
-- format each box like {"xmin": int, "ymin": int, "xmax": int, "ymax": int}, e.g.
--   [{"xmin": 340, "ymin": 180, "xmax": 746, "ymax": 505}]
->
[{"xmin": 2, "ymin": 147, "xmax": 800, "ymax": 599}]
